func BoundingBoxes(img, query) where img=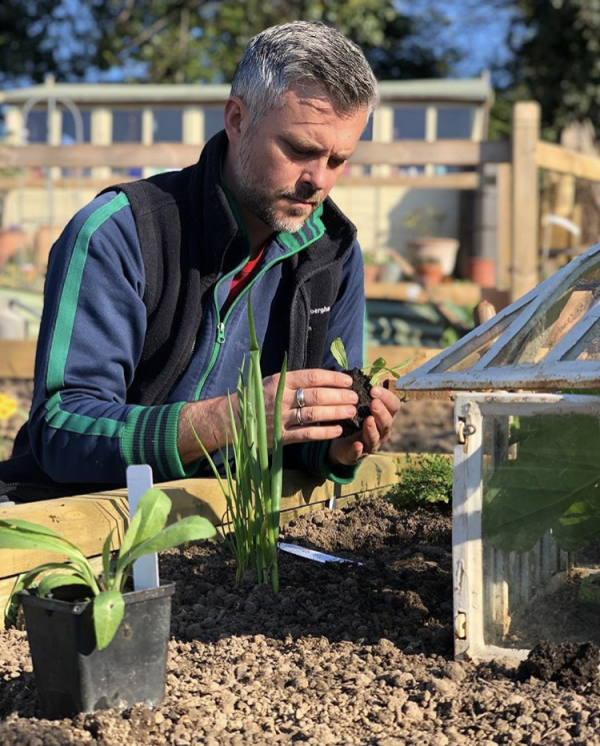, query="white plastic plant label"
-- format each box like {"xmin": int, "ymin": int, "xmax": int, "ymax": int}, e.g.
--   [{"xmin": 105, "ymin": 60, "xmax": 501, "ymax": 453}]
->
[
  {"xmin": 278, "ymin": 542, "xmax": 363, "ymax": 566},
  {"xmin": 126, "ymin": 464, "xmax": 159, "ymax": 590}
]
